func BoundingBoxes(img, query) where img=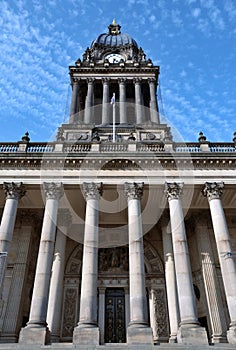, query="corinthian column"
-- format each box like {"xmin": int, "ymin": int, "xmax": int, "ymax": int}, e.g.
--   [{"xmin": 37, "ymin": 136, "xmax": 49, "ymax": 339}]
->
[
  {"xmin": 19, "ymin": 182, "xmax": 63, "ymax": 345},
  {"xmin": 0, "ymin": 182, "xmax": 26, "ymax": 289},
  {"xmin": 134, "ymin": 78, "xmax": 144, "ymax": 124},
  {"xmin": 69, "ymin": 78, "xmax": 80, "ymax": 123},
  {"xmin": 119, "ymin": 78, "xmax": 127, "ymax": 124},
  {"xmin": 73, "ymin": 182, "xmax": 102, "ymax": 346},
  {"xmin": 148, "ymin": 78, "xmax": 160, "ymax": 124},
  {"xmin": 124, "ymin": 182, "xmax": 153, "ymax": 345},
  {"xmin": 102, "ymin": 78, "xmax": 110, "ymax": 125},
  {"xmin": 47, "ymin": 209, "xmax": 72, "ymax": 342},
  {"xmin": 202, "ymin": 182, "xmax": 236, "ymax": 344},
  {"xmin": 165, "ymin": 182, "xmax": 208, "ymax": 345},
  {"xmin": 84, "ymin": 78, "xmax": 94, "ymax": 124}
]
